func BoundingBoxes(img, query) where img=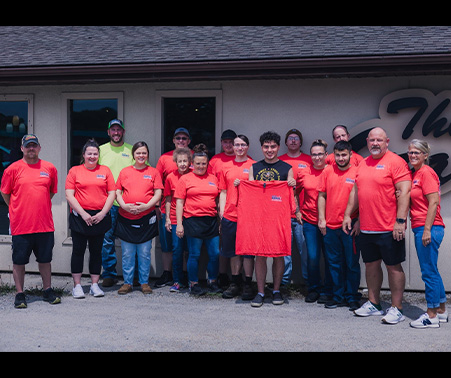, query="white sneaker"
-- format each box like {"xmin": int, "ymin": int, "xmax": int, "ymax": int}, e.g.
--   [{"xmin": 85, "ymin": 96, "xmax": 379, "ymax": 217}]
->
[
  {"xmin": 410, "ymin": 313, "xmax": 440, "ymax": 329},
  {"xmin": 72, "ymin": 284, "xmax": 85, "ymax": 299},
  {"xmin": 89, "ymin": 283, "xmax": 104, "ymax": 297},
  {"xmin": 437, "ymin": 311, "xmax": 449, "ymax": 323},
  {"xmin": 354, "ymin": 300, "xmax": 384, "ymax": 317},
  {"xmin": 381, "ymin": 306, "xmax": 405, "ymax": 324}
]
